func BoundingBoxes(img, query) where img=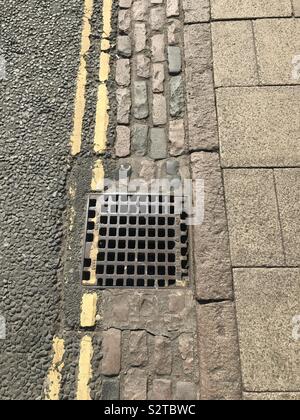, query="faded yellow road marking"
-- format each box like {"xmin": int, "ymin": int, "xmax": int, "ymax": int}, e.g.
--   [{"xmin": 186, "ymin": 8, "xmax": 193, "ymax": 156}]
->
[
  {"xmin": 70, "ymin": 0, "xmax": 94, "ymax": 156},
  {"xmin": 76, "ymin": 335, "xmax": 93, "ymax": 400},
  {"xmin": 94, "ymin": 0, "xmax": 113, "ymax": 153},
  {"xmin": 80, "ymin": 293, "xmax": 98, "ymax": 328},
  {"xmin": 45, "ymin": 337, "xmax": 65, "ymax": 400}
]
